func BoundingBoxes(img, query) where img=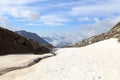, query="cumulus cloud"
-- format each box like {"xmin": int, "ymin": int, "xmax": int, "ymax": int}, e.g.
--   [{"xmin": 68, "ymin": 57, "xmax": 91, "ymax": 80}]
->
[
  {"xmin": 0, "ymin": 0, "xmax": 41, "ymax": 21},
  {"xmin": 49, "ymin": 16, "xmax": 120, "ymax": 47},
  {"xmin": 80, "ymin": 16, "xmax": 120, "ymax": 38},
  {"xmin": 0, "ymin": 16, "xmax": 22, "ymax": 30},
  {"xmin": 0, "ymin": 0, "xmax": 120, "ymax": 47},
  {"xmin": 11, "ymin": 9, "xmax": 40, "ymax": 20},
  {"xmin": 40, "ymin": 15, "xmax": 70, "ymax": 26},
  {"xmin": 44, "ymin": 33, "xmax": 81, "ymax": 47},
  {"xmin": 0, "ymin": 17, "xmax": 11, "ymax": 29},
  {"xmin": 2, "ymin": 8, "xmax": 40, "ymax": 20}
]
